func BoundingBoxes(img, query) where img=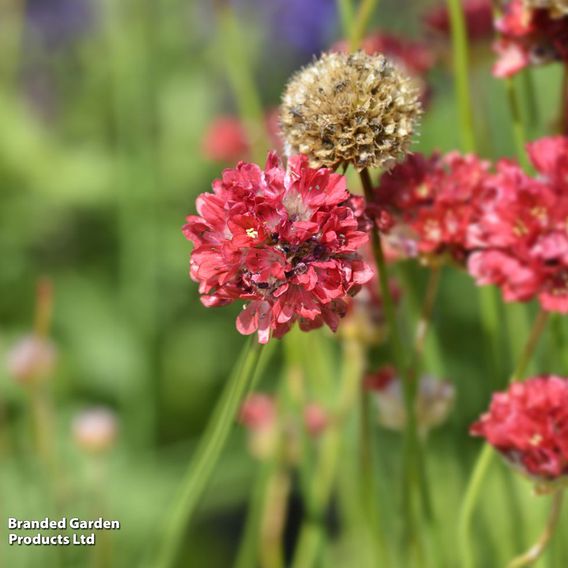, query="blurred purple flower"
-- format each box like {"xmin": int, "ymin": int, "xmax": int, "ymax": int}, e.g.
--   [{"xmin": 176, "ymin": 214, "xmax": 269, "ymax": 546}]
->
[
  {"xmin": 25, "ymin": 0, "xmax": 94, "ymax": 48},
  {"xmin": 234, "ymin": 0, "xmax": 338, "ymax": 56}
]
